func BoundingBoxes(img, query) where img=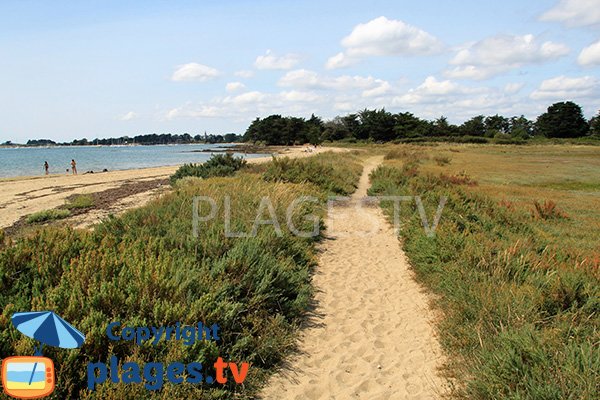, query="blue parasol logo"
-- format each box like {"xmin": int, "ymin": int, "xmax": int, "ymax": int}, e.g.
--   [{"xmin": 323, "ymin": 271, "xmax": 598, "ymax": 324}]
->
[{"xmin": 1, "ymin": 311, "xmax": 85, "ymax": 399}]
